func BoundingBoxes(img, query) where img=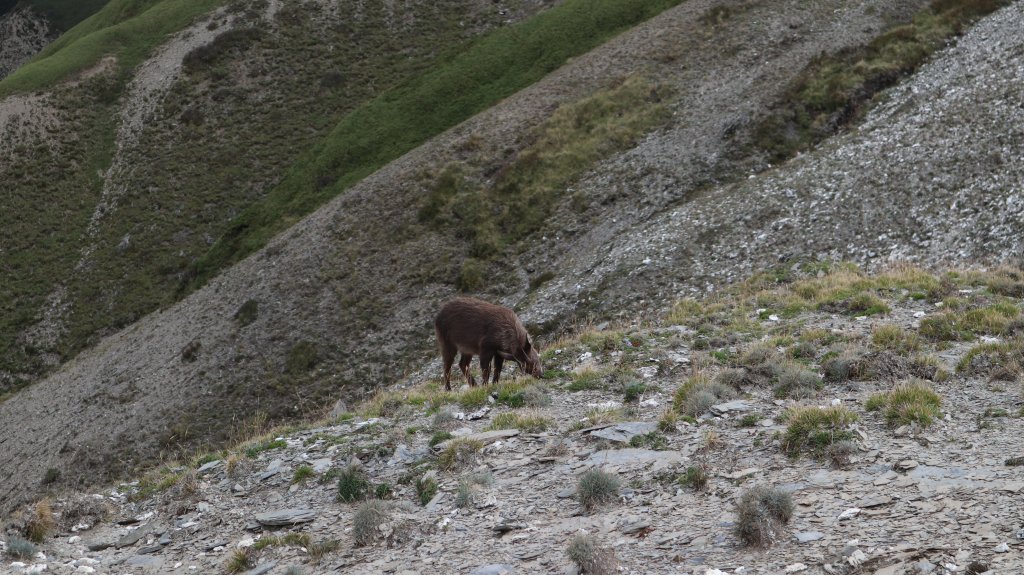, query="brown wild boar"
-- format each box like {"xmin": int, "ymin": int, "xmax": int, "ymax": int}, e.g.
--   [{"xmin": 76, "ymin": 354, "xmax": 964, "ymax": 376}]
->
[{"xmin": 434, "ymin": 298, "xmax": 542, "ymax": 390}]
